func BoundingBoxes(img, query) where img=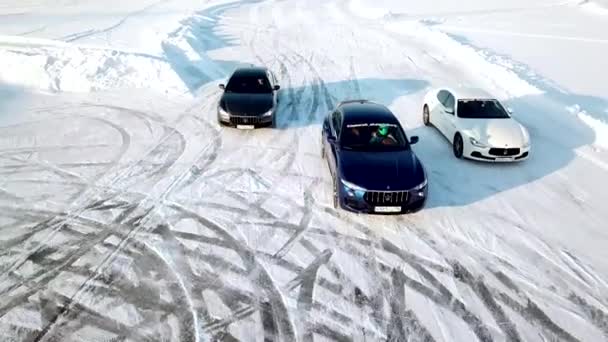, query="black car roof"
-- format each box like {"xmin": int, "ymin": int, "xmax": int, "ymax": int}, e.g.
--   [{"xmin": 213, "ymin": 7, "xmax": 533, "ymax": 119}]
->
[
  {"xmin": 231, "ymin": 66, "xmax": 268, "ymax": 78},
  {"xmin": 340, "ymin": 101, "xmax": 399, "ymax": 125}
]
